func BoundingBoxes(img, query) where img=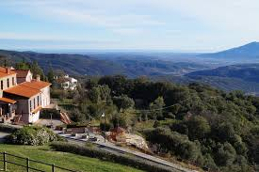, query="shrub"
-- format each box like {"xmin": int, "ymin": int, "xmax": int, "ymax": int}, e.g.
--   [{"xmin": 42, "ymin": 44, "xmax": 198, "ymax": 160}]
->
[
  {"xmin": 144, "ymin": 128, "xmax": 202, "ymax": 162},
  {"xmin": 6, "ymin": 126, "xmax": 63, "ymax": 146},
  {"xmin": 51, "ymin": 142, "xmax": 175, "ymax": 172}
]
